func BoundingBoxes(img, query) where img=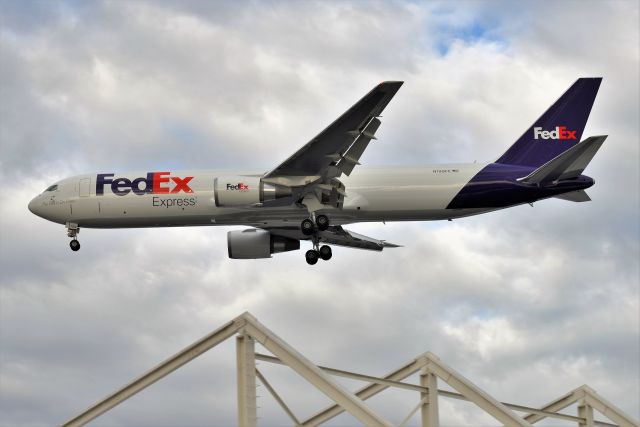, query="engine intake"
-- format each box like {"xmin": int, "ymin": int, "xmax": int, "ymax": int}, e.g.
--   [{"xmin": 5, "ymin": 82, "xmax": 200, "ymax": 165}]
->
[
  {"xmin": 227, "ymin": 229, "xmax": 300, "ymax": 259},
  {"xmin": 214, "ymin": 176, "xmax": 291, "ymax": 207}
]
